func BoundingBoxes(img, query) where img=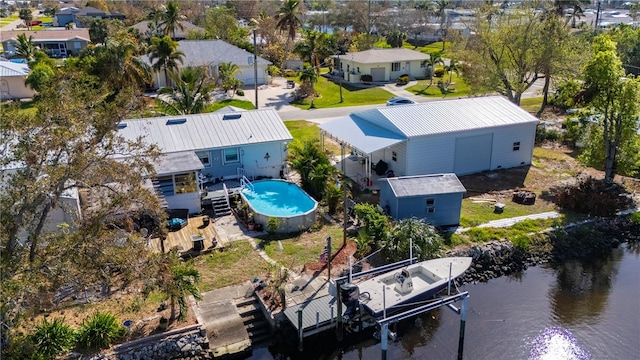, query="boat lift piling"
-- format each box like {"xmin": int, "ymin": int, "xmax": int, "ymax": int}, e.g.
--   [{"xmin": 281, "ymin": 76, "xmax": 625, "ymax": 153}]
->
[{"xmin": 377, "ymin": 291, "xmax": 470, "ymax": 359}]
